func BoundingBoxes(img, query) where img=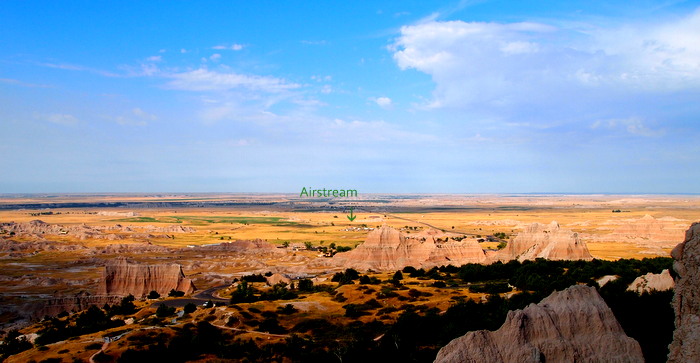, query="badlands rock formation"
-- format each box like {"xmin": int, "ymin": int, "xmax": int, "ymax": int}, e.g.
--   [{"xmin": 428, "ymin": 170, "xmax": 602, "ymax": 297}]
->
[
  {"xmin": 627, "ymin": 269, "xmax": 674, "ymax": 294},
  {"xmin": 608, "ymin": 215, "xmax": 687, "ymax": 248},
  {"xmin": 0, "ymin": 220, "xmax": 117, "ymax": 240},
  {"xmin": 333, "ymin": 226, "xmax": 487, "ymax": 270},
  {"xmin": 0, "ymin": 220, "xmax": 194, "ymax": 240},
  {"xmin": 193, "ymin": 239, "xmax": 283, "ymax": 254},
  {"xmin": 36, "ymin": 292, "xmax": 123, "ymax": 318},
  {"xmin": 668, "ymin": 222, "xmax": 700, "ymax": 362},
  {"xmin": 98, "ymin": 259, "xmax": 195, "ymax": 298},
  {"xmin": 266, "ymin": 273, "xmax": 291, "ymax": 286},
  {"xmin": 434, "ymin": 285, "xmax": 643, "ymax": 363},
  {"xmin": 497, "ymin": 221, "xmax": 593, "ymax": 262}
]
